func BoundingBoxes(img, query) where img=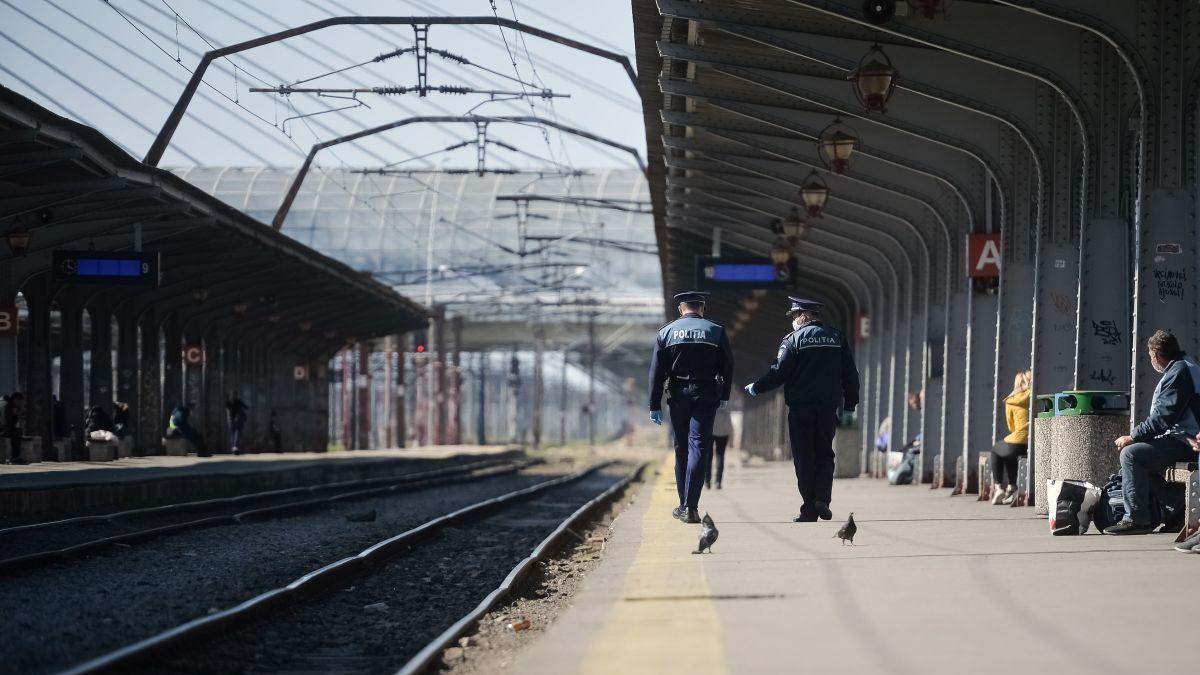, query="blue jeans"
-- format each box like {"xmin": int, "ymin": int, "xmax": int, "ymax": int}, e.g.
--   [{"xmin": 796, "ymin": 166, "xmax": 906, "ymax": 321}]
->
[
  {"xmin": 1119, "ymin": 436, "xmax": 1194, "ymax": 524},
  {"xmin": 667, "ymin": 386, "xmax": 718, "ymax": 509}
]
